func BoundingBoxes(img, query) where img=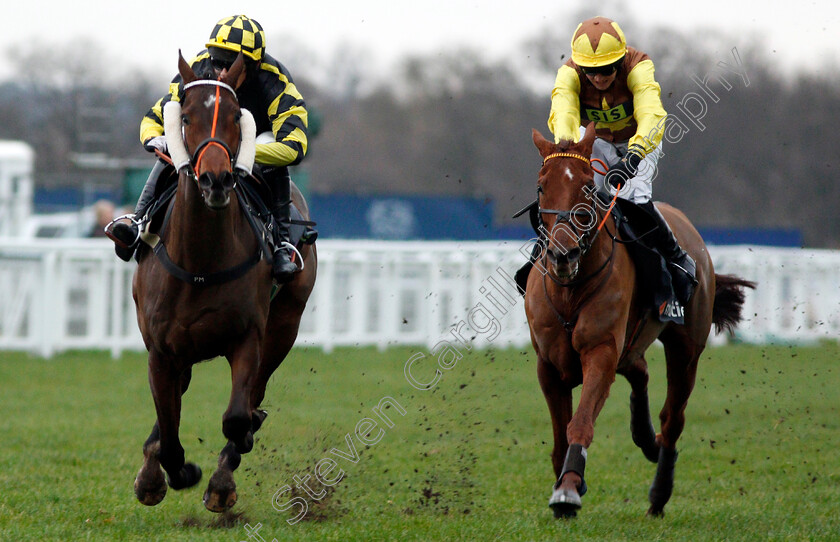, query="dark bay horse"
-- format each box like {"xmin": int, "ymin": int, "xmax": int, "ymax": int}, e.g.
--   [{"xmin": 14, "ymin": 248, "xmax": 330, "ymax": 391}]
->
[
  {"xmin": 524, "ymin": 124, "xmax": 754, "ymax": 518},
  {"xmin": 131, "ymin": 52, "xmax": 317, "ymax": 512}
]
